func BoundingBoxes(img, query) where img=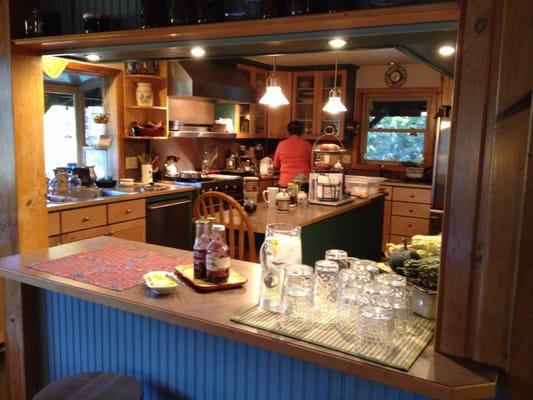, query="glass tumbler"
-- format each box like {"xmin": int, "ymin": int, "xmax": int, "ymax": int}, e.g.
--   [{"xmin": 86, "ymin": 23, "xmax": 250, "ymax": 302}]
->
[
  {"xmin": 280, "ymin": 264, "xmax": 314, "ymax": 332},
  {"xmin": 313, "ymin": 260, "xmax": 339, "ymax": 322},
  {"xmin": 376, "ymin": 273, "xmax": 411, "ymax": 336},
  {"xmin": 355, "ymin": 305, "xmax": 394, "ymax": 350},
  {"xmin": 325, "ymin": 249, "xmax": 349, "ymax": 269},
  {"xmin": 354, "ymin": 259, "xmax": 380, "ymax": 279},
  {"xmin": 336, "ymin": 268, "xmax": 364, "ymax": 339}
]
